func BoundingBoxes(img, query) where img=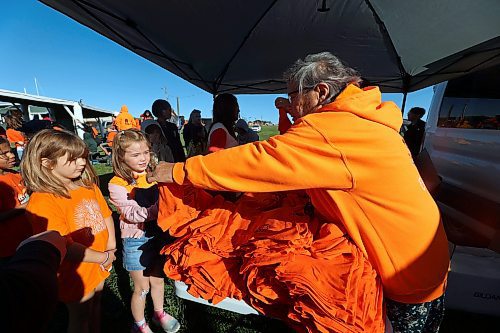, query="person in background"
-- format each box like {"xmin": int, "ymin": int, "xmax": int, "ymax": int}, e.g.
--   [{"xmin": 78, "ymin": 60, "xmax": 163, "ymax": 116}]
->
[
  {"xmin": 183, "ymin": 109, "xmax": 207, "ymax": 157},
  {"xmin": 115, "ymin": 105, "xmax": 136, "ymax": 131},
  {"xmin": 206, "ymin": 94, "xmax": 239, "ymax": 153},
  {"xmin": 151, "ymin": 99, "xmax": 186, "ymax": 162},
  {"xmin": 141, "ymin": 110, "xmax": 154, "ymax": 121},
  {"xmin": 83, "ymin": 126, "xmax": 99, "ymax": 157},
  {"xmin": 91, "ymin": 125, "xmax": 99, "ymax": 140},
  {"xmin": 141, "ymin": 120, "xmax": 174, "ymax": 163},
  {"xmin": 0, "ymin": 230, "xmax": 67, "ymax": 333},
  {"xmin": 235, "ymin": 119, "xmax": 259, "ymax": 145},
  {"xmin": 148, "ymin": 52, "xmax": 450, "ymax": 333},
  {"xmin": 108, "ymin": 129, "xmax": 180, "ymax": 333},
  {"xmin": 4, "ymin": 114, "xmax": 25, "ymax": 161},
  {"xmin": 134, "ymin": 118, "xmax": 142, "ymax": 130},
  {"xmin": 21, "ymin": 129, "xmax": 117, "ymax": 333},
  {"xmin": 0, "ymin": 136, "xmax": 31, "ymax": 265},
  {"xmin": 177, "ymin": 116, "xmax": 186, "ymax": 132},
  {"xmin": 107, "ymin": 125, "xmax": 118, "ymax": 147},
  {"xmin": 404, "ymin": 107, "xmax": 427, "ymax": 159},
  {"xmin": 20, "ymin": 117, "xmax": 53, "ymax": 141}
]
